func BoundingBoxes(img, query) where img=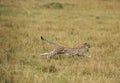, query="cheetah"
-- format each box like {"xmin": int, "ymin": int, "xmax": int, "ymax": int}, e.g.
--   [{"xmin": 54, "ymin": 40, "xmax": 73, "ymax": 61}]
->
[{"xmin": 40, "ymin": 36, "xmax": 91, "ymax": 58}]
